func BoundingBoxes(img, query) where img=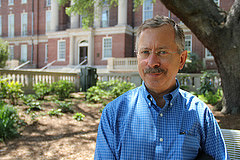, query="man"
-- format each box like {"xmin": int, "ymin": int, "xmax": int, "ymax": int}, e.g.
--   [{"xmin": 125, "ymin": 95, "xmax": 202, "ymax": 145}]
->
[{"xmin": 95, "ymin": 15, "xmax": 228, "ymax": 159}]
